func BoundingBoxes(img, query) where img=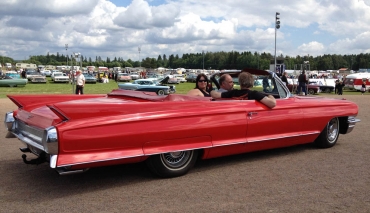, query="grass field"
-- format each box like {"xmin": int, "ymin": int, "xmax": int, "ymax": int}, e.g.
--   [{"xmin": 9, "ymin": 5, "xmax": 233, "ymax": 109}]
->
[
  {"xmin": 0, "ymin": 77, "xmax": 365, "ymax": 98},
  {"xmin": 0, "ymin": 77, "xmax": 196, "ymax": 98}
]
